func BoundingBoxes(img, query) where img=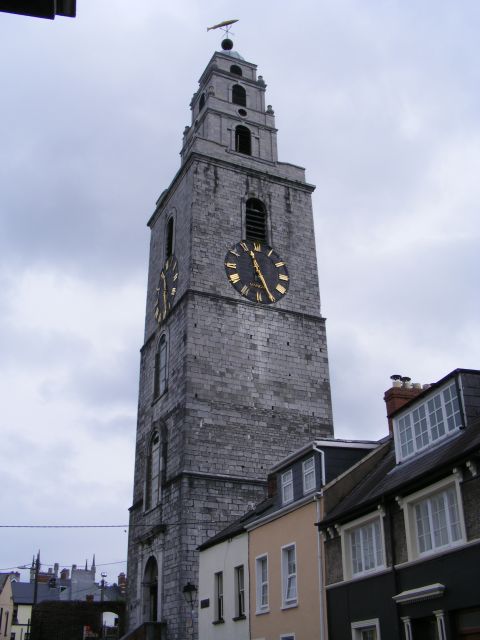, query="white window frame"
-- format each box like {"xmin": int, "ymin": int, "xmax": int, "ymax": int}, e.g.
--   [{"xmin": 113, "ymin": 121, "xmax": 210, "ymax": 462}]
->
[
  {"xmin": 393, "ymin": 380, "xmax": 463, "ymax": 462},
  {"xmin": 281, "ymin": 543, "xmax": 298, "ymax": 608},
  {"xmin": 340, "ymin": 511, "xmax": 386, "ymax": 581},
  {"xmin": 351, "ymin": 618, "xmax": 381, "ymax": 639},
  {"xmin": 399, "ymin": 474, "xmax": 466, "ymax": 561},
  {"xmin": 281, "ymin": 469, "xmax": 294, "ymax": 504},
  {"xmin": 302, "ymin": 456, "xmax": 316, "ymax": 494},
  {"xmin": 280, "ymin": 635, "xmax": 296, "ymax": 640},
  {"xmin": 255, "ymin": 554, "xmax": 269, "ymax": 614},
  {"xmin": 234, "ymin": 564, "xmax": 245, "ymax": 618},
  {"xmin": 214, "ymin": 571, "xmax": 224, "ymax": 622}
]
